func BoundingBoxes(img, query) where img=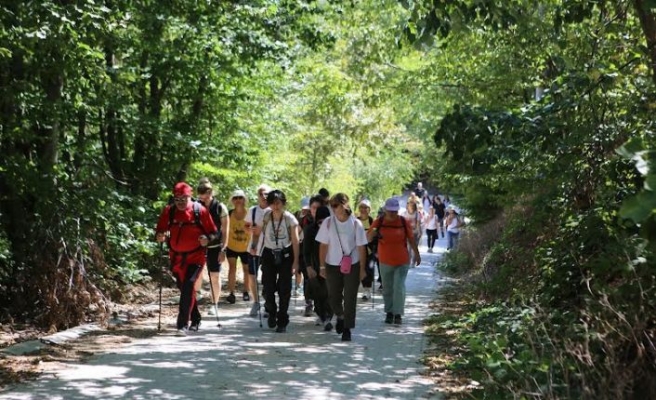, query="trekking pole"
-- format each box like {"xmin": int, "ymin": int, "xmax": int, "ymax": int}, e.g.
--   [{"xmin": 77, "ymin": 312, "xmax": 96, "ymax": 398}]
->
[
  {"xmin": 206, "ymin": 265, "xmax": 222, "ymax": 328},
  {"xmin": 158, "ymin": 242, "xmax": 164, "ymax": 332},
  {"xmin": 370, "ymin": 256, "xmax": 375, "ymax": 309},
  {"xmin": 252, "ymin": 256, "xmax": 263, "ymax": 328}
]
